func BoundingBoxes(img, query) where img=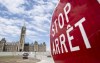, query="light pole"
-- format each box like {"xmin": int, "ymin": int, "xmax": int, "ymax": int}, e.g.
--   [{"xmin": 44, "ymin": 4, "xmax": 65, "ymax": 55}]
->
[{"xmin": 35, "ymin": 51, "xmax": 37, "ymax": 59}]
